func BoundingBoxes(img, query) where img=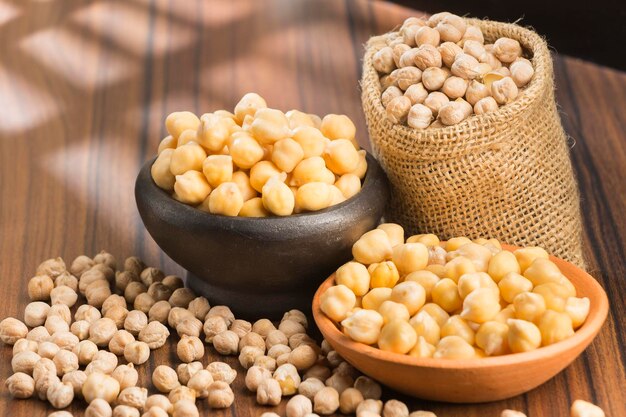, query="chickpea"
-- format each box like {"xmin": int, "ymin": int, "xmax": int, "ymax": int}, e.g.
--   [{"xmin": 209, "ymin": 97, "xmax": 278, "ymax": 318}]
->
[
  {"xmin": 440, "ymin": 315, "xmax": 475, "ymax": 345},
  {"xmin": 386, "ymin": 96, "xmax": 411, "ymax": 124},
  {"xmin": 272, "ymin": 363, "xmax": 300, "ymax": 396},
  {"xmin": 49, "ymin": 331, "xmax": 79, "ymax": 351},
  {"xmin": 507, "ymin": 319, "xmax": 541, "ymax": 353},
  {"xmin": 165, "ymin": 111, "xmax": 200, "ymax": 139},
  {"xmin": 262, "ymin": 175, "xmax": 295, "ymax": 216},
  {"xmin": 151, "ymin": 149, "xmax": 176, "ymax": 191},
  {"xmin": 82, "ymin": 371, "xmax": 120, "ymax": 403},
  {"xmin": 27, "ymin": 326, "xmax": 50, "ymax": 343},
  {"xmin": 12, "ymin": 350, "xmax": 41, "ymax": 374},
  {"xmin": 320, "ymin": 114, "xmax": 357, "ymax": 144},
  {"xmin": 570, "ymin": 400, "xmax": 605, "ymax": 417},
  {"xmin": 169, "ymin": 385, "xmax": 197, "ymax": 404},
  {"xmin": 229, "ymin": 132, "xmax": 265, "ymax": 169},
  {"xmin": 473, "ymin": 96, "xmax": 498, "ymax": 115},
  {"xmin": 433, "ymin": 335, "xmax": 475, "ymax": 359},
  {"xmin": 250, "ymin": 108, "xmax": 290, "ymax": 145},
  {"xmin": 234, "ymin": 93, "xmax": 267, "ymax": 124},
  {"xmin": 123, "ymin": 341, "xmax": 150, "ymax": 365},
  {"xmin": 296, "ymin": 182, "xmax": 333, "ymax": 212},
  {"xmin": 145, "ymin": 394, "xmax": 173, "ymax": 414},
  {"xmin": 206, "ymin": 361, "xmax": 237, "ymax": 384},
  {"xmin": 177, "ymin": 335, "xmax": 204, "ymax": 363},
  {"xmin": 357, "ymin": 399, "xmax": 384, "ymax": 417},
  {"xmin": 111, "ymin": 364, "xmax": 138, "ymax": 391},
  {"xmin": 474, "ymin": 321, "xmax": 509, "ymax": 356},
  {"xmin": 513, "ymin": 292, "xmax": 546, "ymax": 323},
  {"xmin": 291, "ymin": 156, "xmax": 335, "ymax": 186},
  {"xmin": 373, "ymin": 46, "xmax": 396, "ymax": 74},
  {"xmin": 378, "ymin": 320, "xmax": 417, "ymax": 354},
  {"xmin": 538, "ymin": 310, "xmax": 574, "ymax": 346},
  {"xmin": 510, "ymin": 58, "xmax": 534, "ymax": 88},
  {"xmin": 13, "ymin": 339, "xmax": 38, "ymax": 356},
  {"xmin": 320, "ymin": 285, "xmax": 357, "ymax": 322},
  {"xmin": 423, "ymin": 91, "xmax": 449, "ymax": 116},
  {"xmin": 257, "ymin": 377, "xmax": 282, "ymax": 405},
  {"xmin": 460, "ymin": 288, "xmax": 501, "ymax": 323},
  {"xmin": 493, "ymin": 37, "xmax": 522, "ymax": 63},
  {"xmin": 491, "ymin": 77, "xmax": 518, "ymax": 105},
  {"xmin": 314, "ymin": 386, "xmax": 340, "ymax": 415},
  {"xmin": 113, "ymin": 405, "xmax": 141, "ymax": 417},
  {"xmin": 408, "ymin": 311, "xmax": 441, "ymax": 345},
  {"xmin": 173, "ymin": 170, "xmax": 211, "ymax": 205},
  {"xmin": 429, "ymin": 278, "xmax": 461, "ymax": 313},
  {"xmin": 340, "ymin": 309, "xmax": 383, "ymax": 345},
  {"xmin": 205, "ymin": 381, "xmax": 234, "ymax": 408},
  {"xmin": 151, "ymin": 365, "xmax": 180, "ymax": 393},
  {"xmin": 5, "ymin": 372, "xmax": 35, "ymax": 399},
  {"xmin": 565, "ymin": 297, "xmax": 590, "ymax": 329},
  {"xmin": 213, "ymin": 330, "xmax": 240, "ymax": 355},
  {"xmin": 409, "ymin": 336, "xmax": 436, "ymax": 358},
  {"xmin": 28, "ymin": 275, "xmax": 55, "ymax": 301},
  {"xmin": 205, "ymin": 182, "xmax": 244, "ymax": 216},
  {"xmin": 361, "ymin": 287, "xmax": 392, "ymax": 311},
  {"xmin": 173, "ymin": 400, "xmax": 200, "ymax": 417}
]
